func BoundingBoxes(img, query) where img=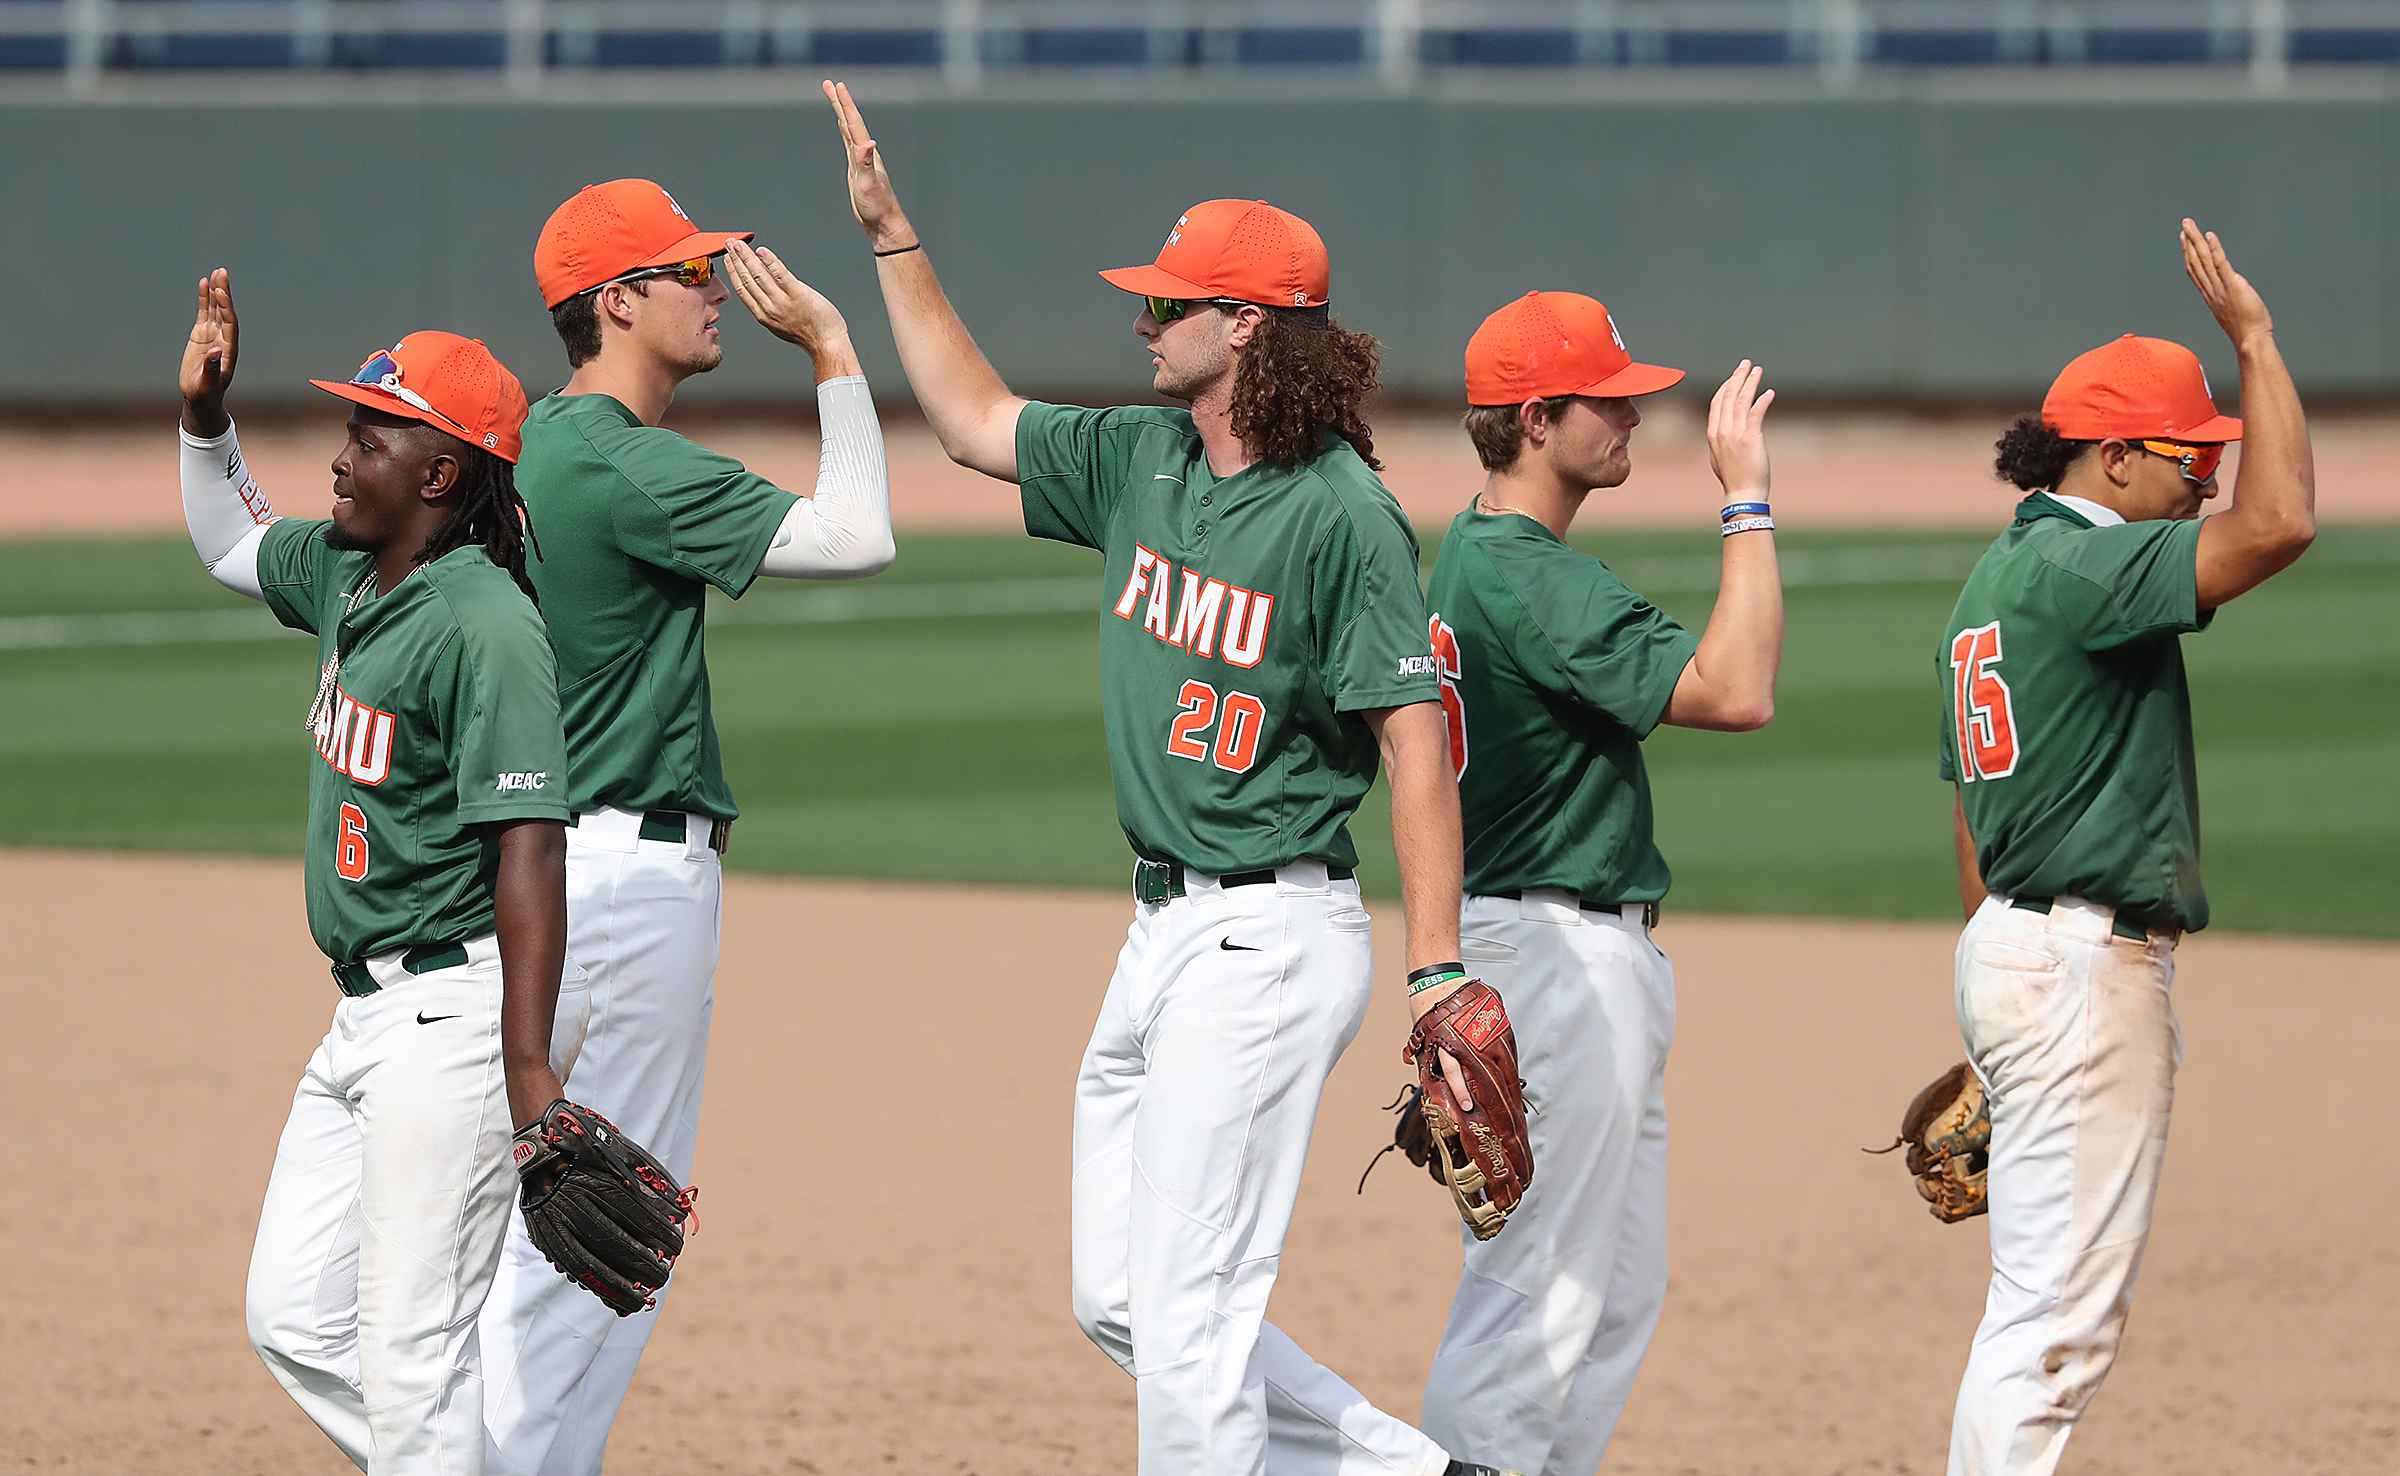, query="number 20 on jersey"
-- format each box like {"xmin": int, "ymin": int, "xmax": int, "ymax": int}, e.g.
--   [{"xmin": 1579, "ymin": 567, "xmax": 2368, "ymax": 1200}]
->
[{"xmin": 1949, "ymin": 621, "xmax": 2020, "ymax": 781}]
